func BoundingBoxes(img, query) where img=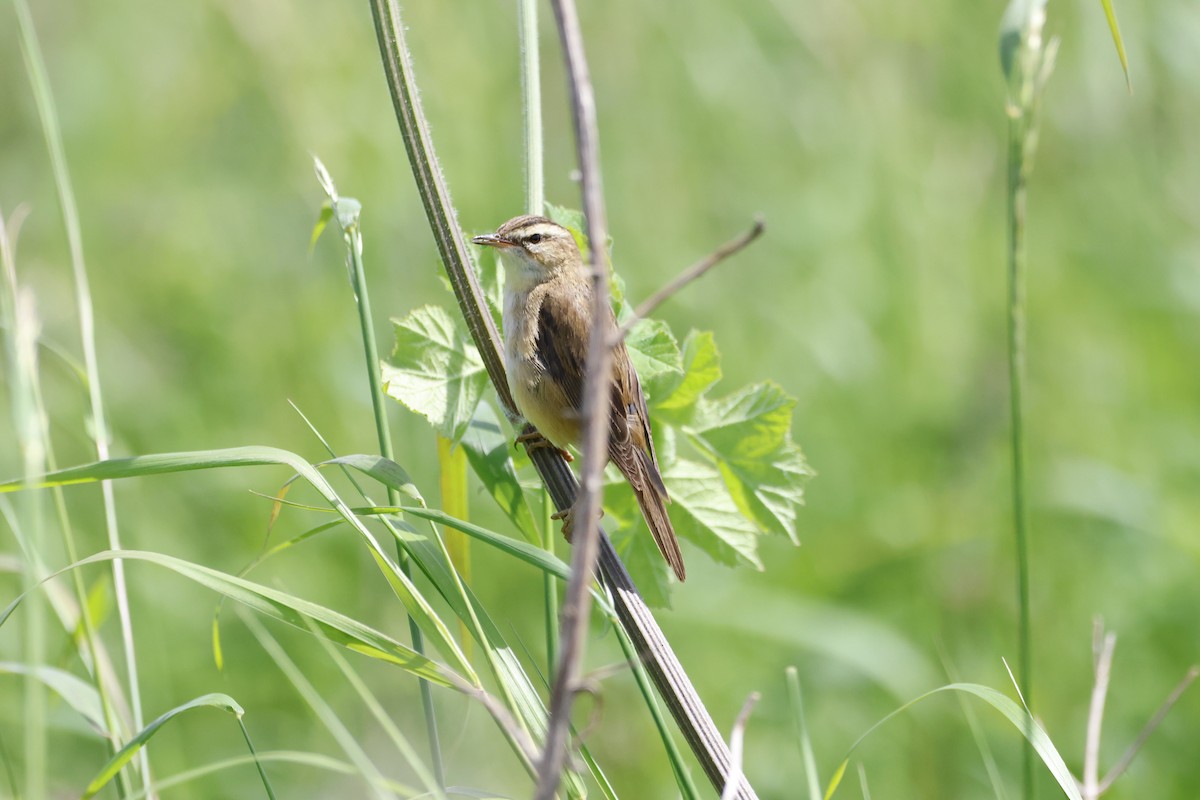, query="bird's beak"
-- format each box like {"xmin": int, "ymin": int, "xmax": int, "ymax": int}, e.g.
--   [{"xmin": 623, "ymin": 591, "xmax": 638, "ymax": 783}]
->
[{"xmin": 471, "ymin": 232, "xmax": 515, "ymax": 248}]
